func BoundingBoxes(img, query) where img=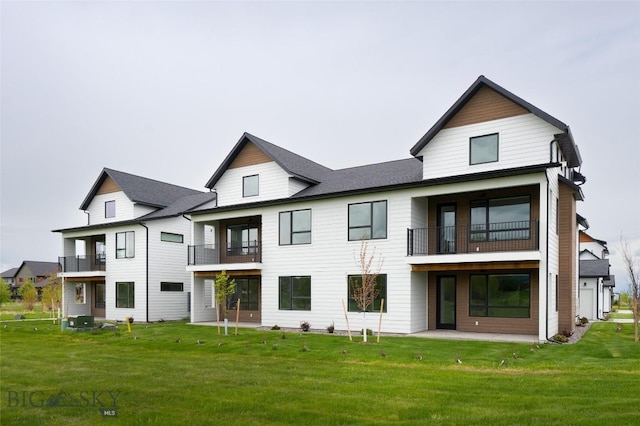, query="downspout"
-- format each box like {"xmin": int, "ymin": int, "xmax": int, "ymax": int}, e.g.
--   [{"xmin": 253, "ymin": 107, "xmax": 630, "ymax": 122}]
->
[
  {"xmin": 140, "ymin": 223, "xmax": 149, "ymax": 323},
  {"xmin": 84, "ymin": 211, "xmax": 90, "ymax": 226},
  {"xmin": 544, "ymin": 173, "xmax": 550, "ymax": 341}
]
